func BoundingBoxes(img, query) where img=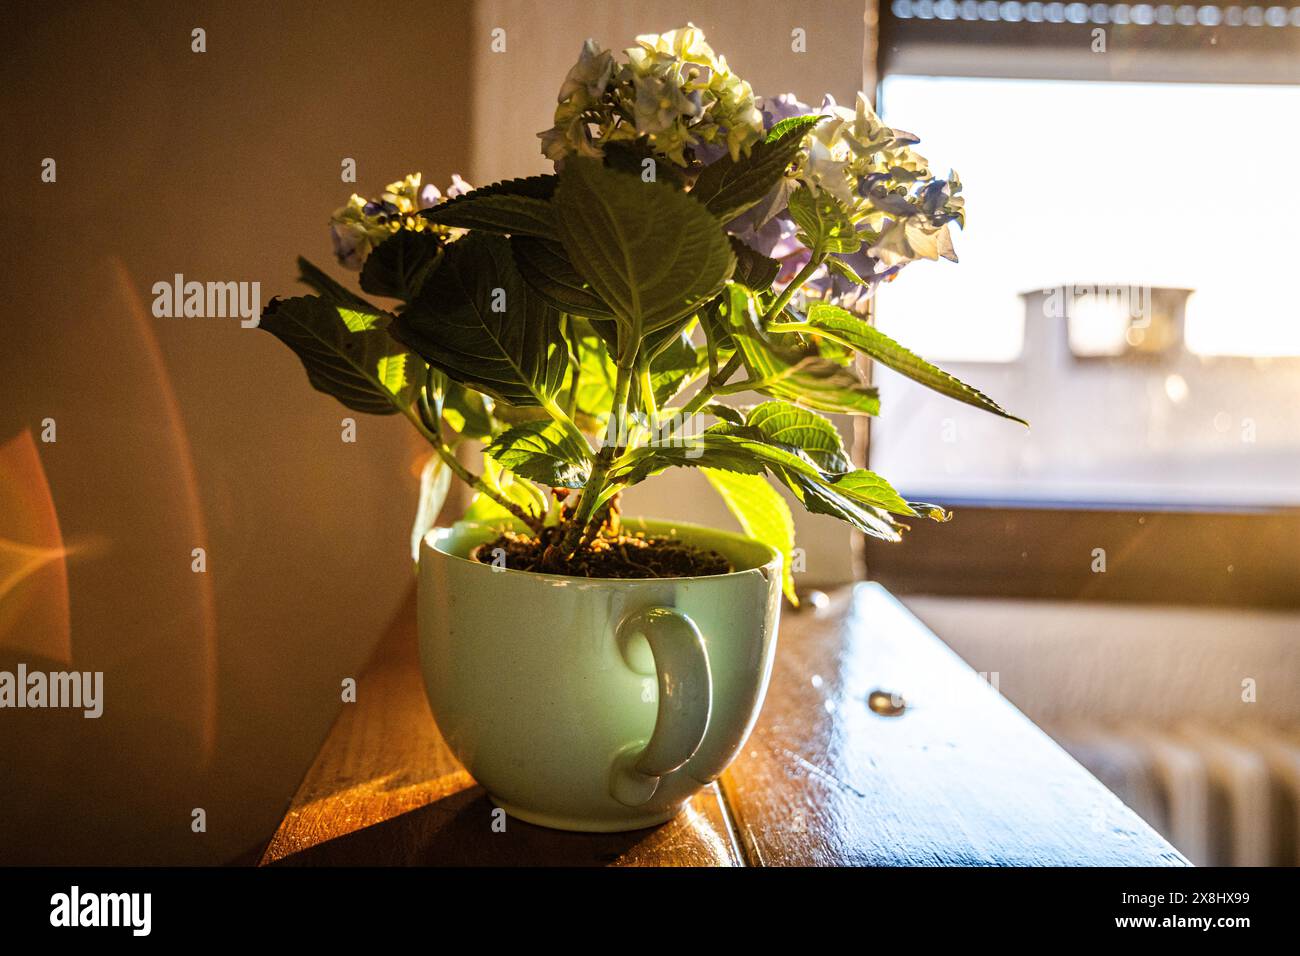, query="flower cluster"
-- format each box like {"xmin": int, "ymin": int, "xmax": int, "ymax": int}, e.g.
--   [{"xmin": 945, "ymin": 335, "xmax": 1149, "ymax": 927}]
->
[
  {"xmin": 338, "ymin": 28, "xmax": 963, "ymax": 319},
  {"xmin": 329, "ymin": 172, "xmax": 472, "ymax": 270},
  {"xmin": 538, "ymin": 25, "xmax": 765, "ymax": 168},
  {"xmin": 730, "ymin": 92, "xmax": 965, "ymax": 314}
]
